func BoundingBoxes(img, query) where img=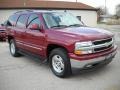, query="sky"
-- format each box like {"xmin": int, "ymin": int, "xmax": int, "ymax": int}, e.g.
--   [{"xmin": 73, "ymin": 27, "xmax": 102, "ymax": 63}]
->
[{"xmin": 49, "ymin": 0, "xmax": 120, "ymax": 14}]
